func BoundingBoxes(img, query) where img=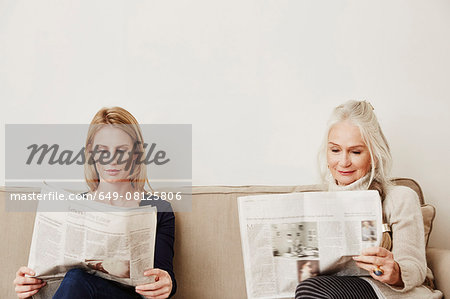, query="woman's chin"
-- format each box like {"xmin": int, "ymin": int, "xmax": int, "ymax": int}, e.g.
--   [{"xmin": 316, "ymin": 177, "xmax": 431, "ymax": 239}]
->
[
  {"xmin": 336, "ymin": 177, "xmax": 357, "ymax": 186},
  {"xmin": 102, "ymin": 177, "xmax": 128, "ymax": 184}
]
